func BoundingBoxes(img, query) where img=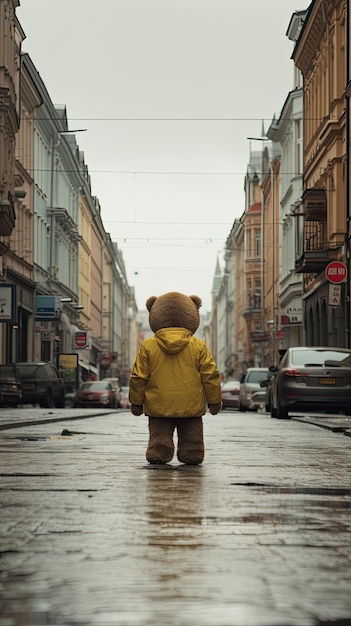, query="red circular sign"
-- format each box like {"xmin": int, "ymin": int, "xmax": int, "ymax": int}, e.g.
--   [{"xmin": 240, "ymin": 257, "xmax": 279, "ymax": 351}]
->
[
  {"xmin": 325, "ymin": 261, "xmax": 347, "ymax": 284},
  {"xmin": 75, "ymin": 331, "xmax": 88, "ymax": 348},
  {"xmin": 100, "ymin": 356, "xmax": 111, "ymax": 369}
]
